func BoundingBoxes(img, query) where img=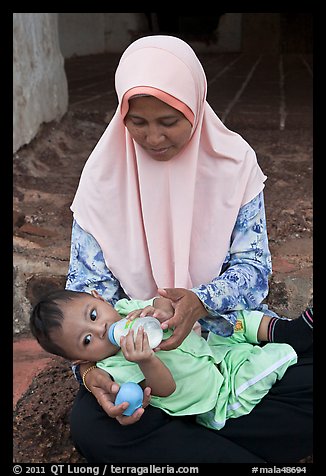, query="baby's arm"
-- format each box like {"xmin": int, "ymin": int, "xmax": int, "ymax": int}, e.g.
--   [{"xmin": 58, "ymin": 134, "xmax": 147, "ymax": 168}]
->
[
  {"xmin": 127, "ymin": 297, "xmax": 174, "ymax": 323},
  {"xmin": 120, "ymin": 327, "xmax": 176, "ymax": 397}
]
